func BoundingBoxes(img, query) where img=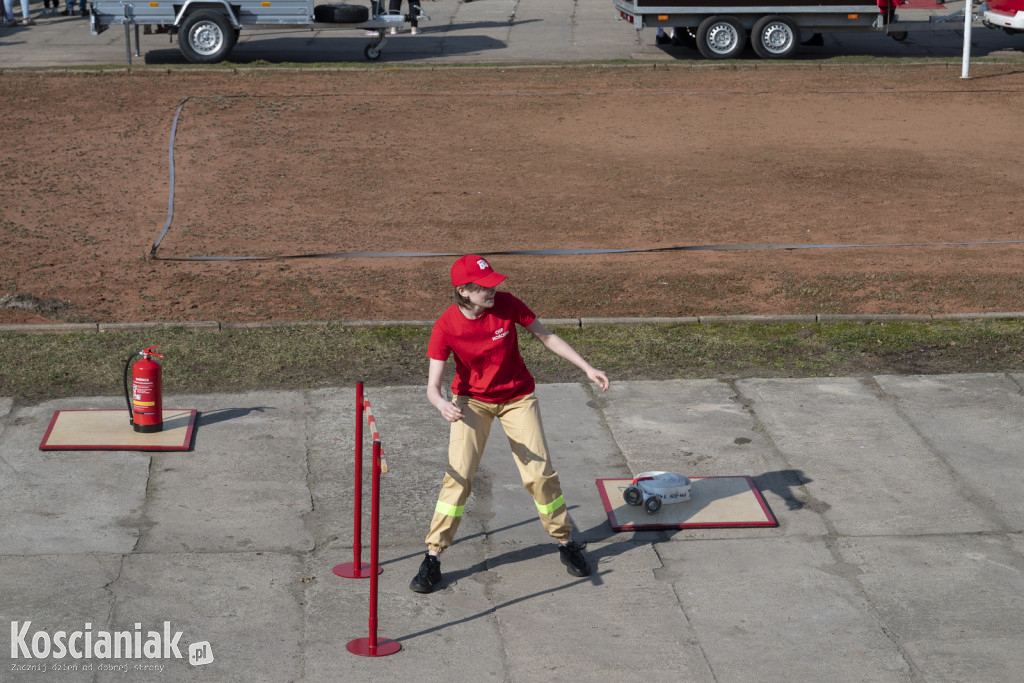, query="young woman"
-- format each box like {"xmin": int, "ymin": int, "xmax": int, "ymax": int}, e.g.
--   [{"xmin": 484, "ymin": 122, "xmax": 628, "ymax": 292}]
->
[{"xmin": 411, "ymin": 255, "xmax": 610, "ymax": 594}]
